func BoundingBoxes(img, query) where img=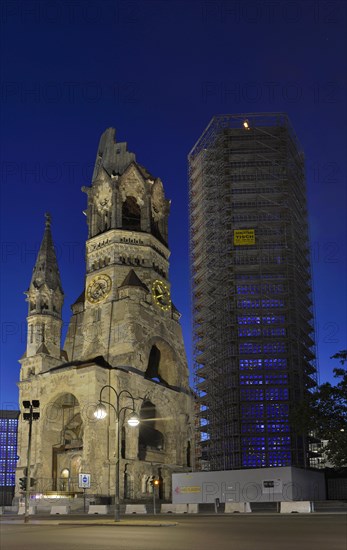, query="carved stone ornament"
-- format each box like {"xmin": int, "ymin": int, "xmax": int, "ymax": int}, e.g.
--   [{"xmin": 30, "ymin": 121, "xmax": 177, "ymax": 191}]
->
[
  {"xmin": 151, "ymin": 179, "xmax": 165, "ymax": 221},
  {"xmin": 119, "ymin": 169, "xmax": 144, "ymax": 207},
  {"xmin": 95, "ymin": 181, "xmax": 113, "ymax": 213}
]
